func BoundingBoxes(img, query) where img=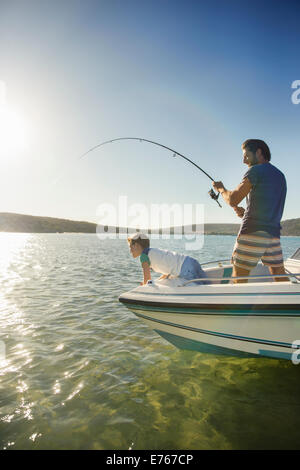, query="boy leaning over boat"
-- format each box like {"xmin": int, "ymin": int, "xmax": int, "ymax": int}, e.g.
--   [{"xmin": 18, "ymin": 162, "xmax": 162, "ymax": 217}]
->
[
  {"xmin": 127, "ymin": 233, "xmax": 208, "ymax": 285},
  {"xmin": 213, "ymin": 139, "xmax": 288, "ymax": 283}
]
